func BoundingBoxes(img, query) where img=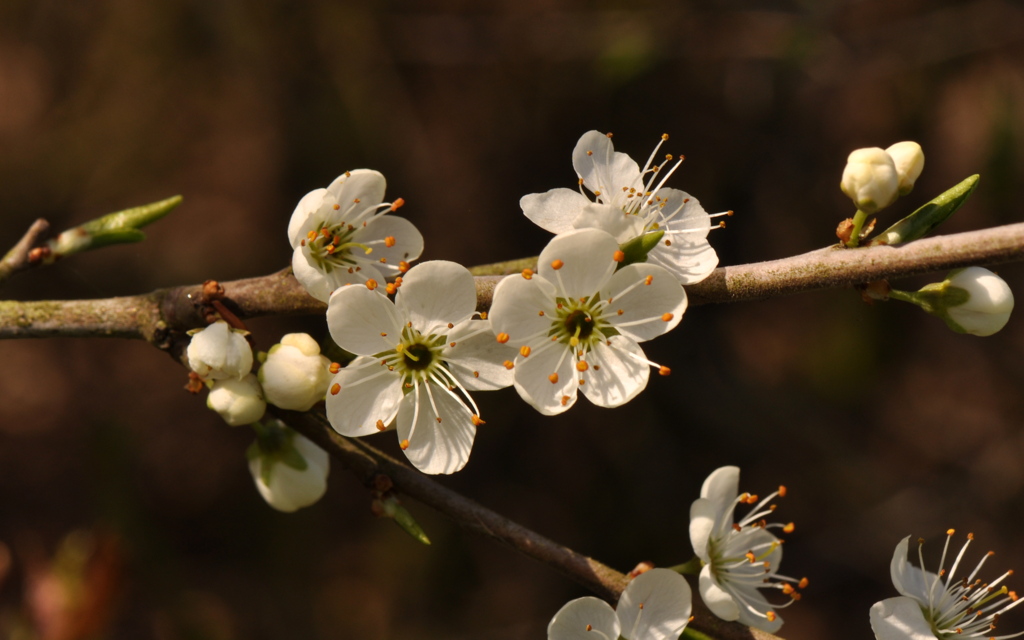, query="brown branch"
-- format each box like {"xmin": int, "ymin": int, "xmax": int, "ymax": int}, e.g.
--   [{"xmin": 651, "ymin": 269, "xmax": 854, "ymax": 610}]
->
[{"xmin": 0, "ymin": 219, "xmax": 50, "ymax": 283}]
